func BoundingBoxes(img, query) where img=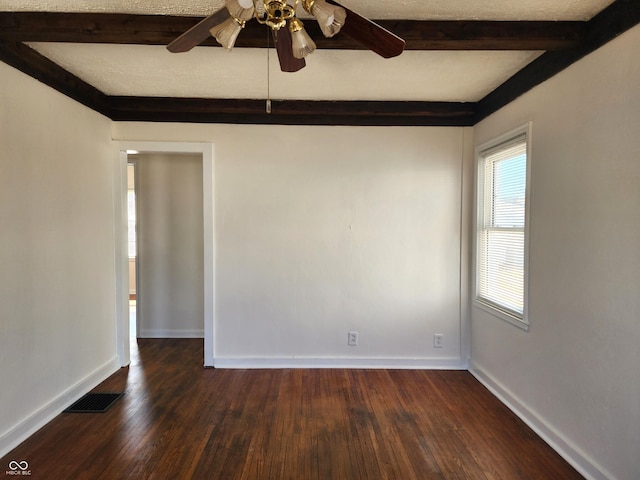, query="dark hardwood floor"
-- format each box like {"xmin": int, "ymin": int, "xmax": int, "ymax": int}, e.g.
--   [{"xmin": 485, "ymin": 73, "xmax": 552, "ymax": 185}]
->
[{"xmin": 2, "ymin": 339, "xmax": 583, "ymax": 479}]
